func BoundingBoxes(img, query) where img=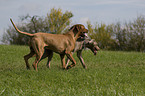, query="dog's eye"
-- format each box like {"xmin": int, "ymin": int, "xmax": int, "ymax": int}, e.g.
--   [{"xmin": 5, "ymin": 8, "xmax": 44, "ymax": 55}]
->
[{"xmin": 81, "ymin": 32, "xmax": 85, "ymax": 33}]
